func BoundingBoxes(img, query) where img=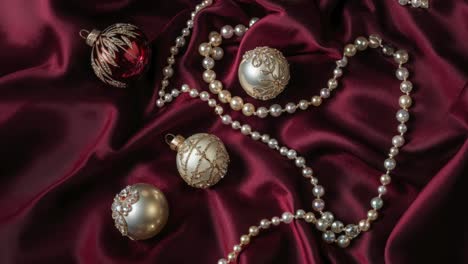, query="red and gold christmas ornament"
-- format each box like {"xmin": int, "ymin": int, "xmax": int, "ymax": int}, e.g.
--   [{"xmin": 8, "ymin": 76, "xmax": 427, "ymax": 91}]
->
[{"xmin": 80, "ymin": 23, "xmax": 151, "ymax": 88}]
